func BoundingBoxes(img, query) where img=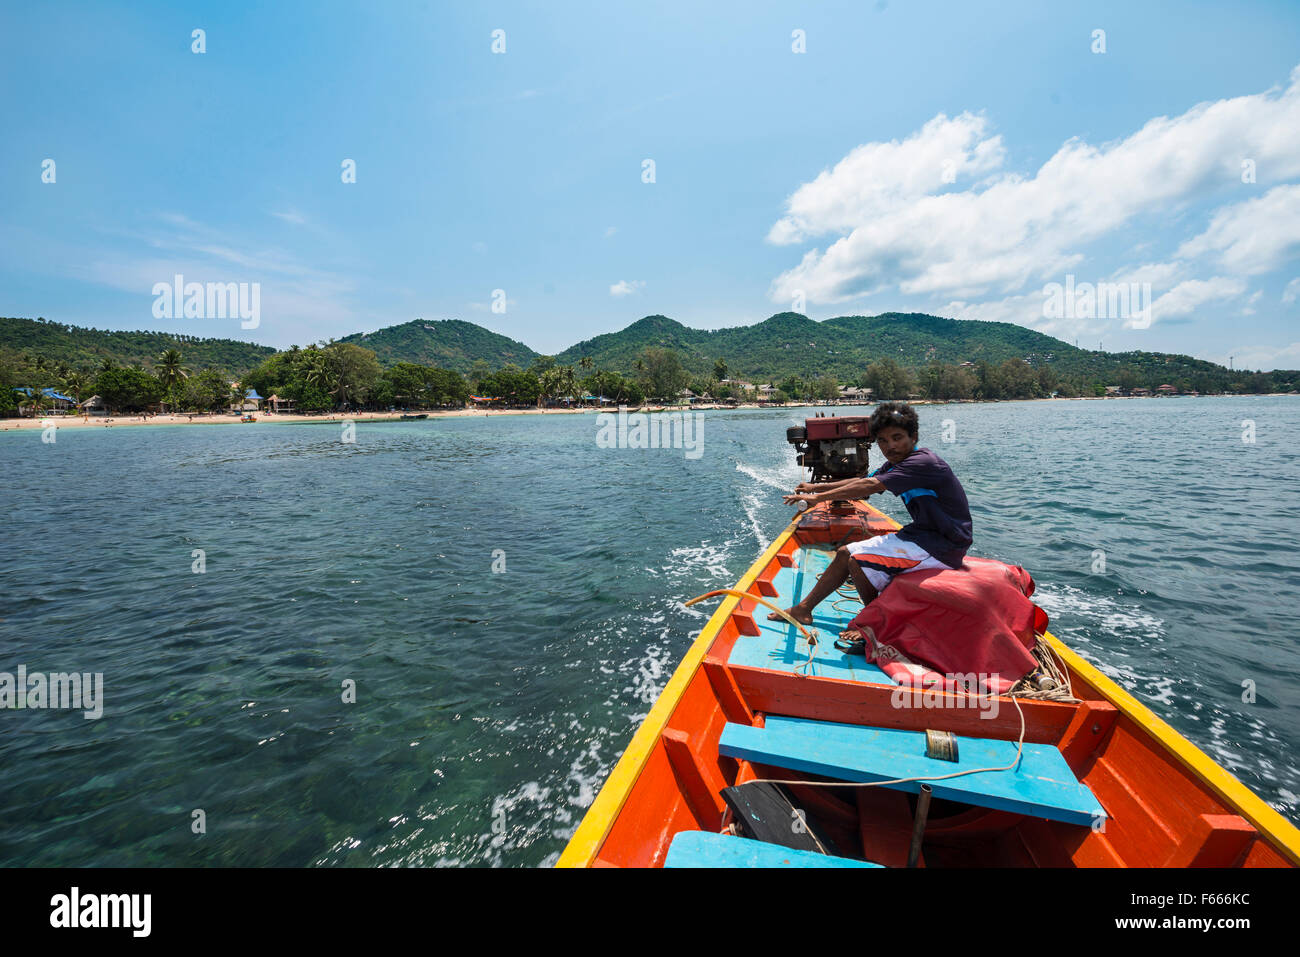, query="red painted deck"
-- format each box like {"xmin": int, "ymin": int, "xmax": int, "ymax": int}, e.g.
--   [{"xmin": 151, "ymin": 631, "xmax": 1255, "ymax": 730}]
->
[{"xmin": 563, "ymin": 502, "xmax": 1298, "ymax": 868}]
